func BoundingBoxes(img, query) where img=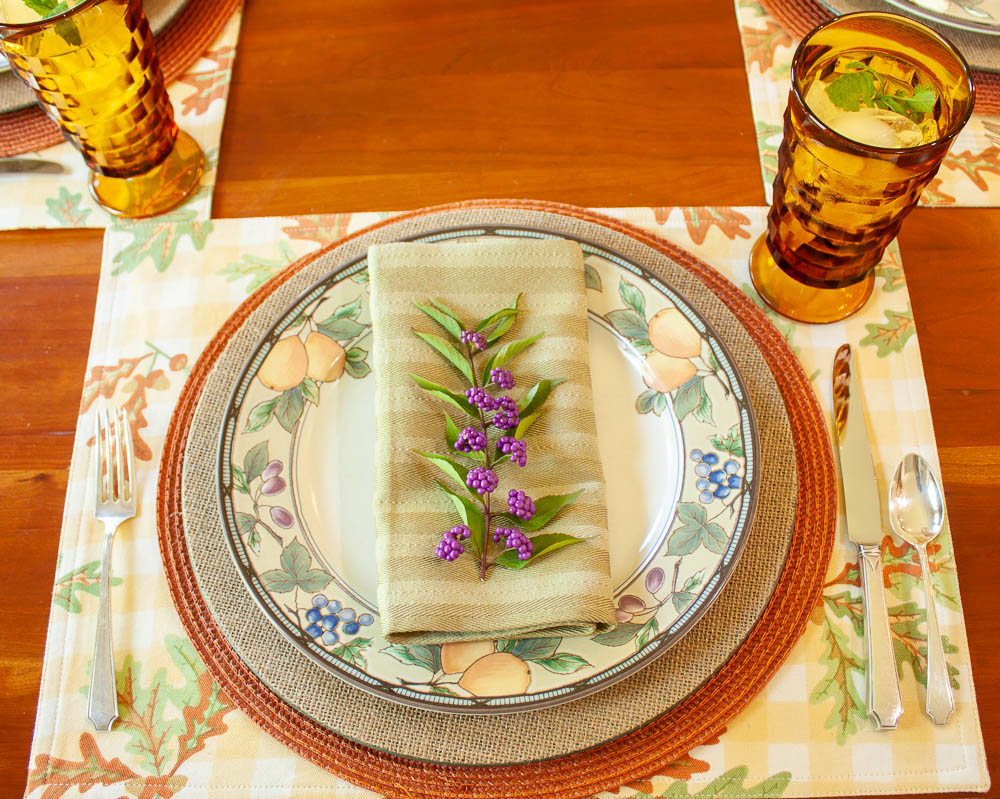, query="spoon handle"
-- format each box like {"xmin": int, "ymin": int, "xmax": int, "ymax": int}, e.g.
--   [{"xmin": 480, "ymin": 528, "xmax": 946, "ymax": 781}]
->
[{"xmin": 919, "ymin": 545, "xmax": 955, "ymax": 725}]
